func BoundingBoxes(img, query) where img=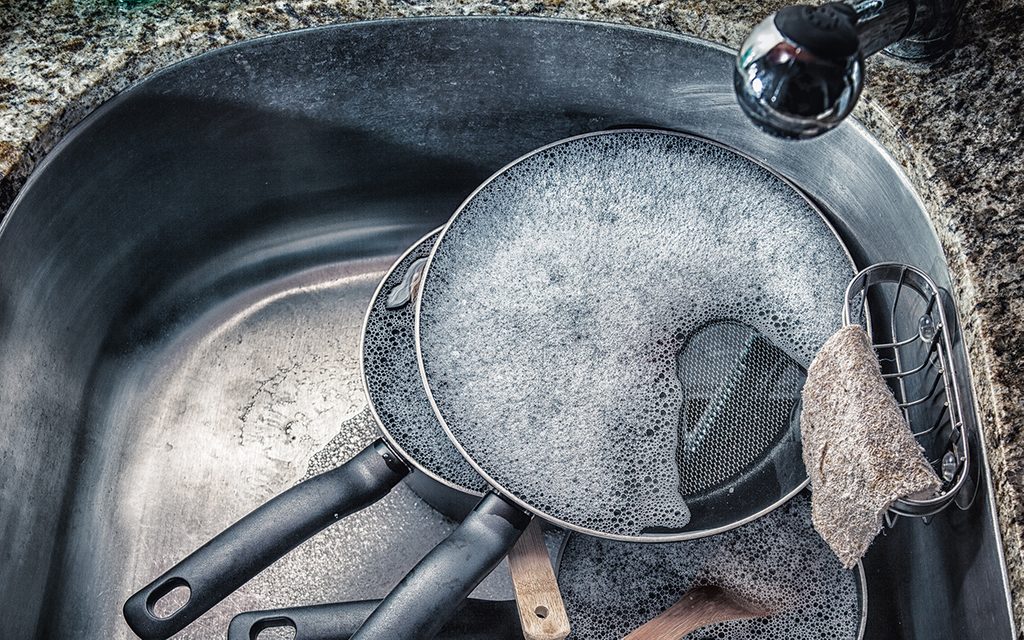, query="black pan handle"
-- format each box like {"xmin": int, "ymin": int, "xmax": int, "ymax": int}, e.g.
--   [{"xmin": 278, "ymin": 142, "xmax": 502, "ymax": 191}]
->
[
  {"xmin": 228, "ymin": 601, "xmax": 377, "ymax": 640},
  {"xmin": 350, "ymin": 492, "xmax": 532, "ymax": 640},
  {"xmin": 227, "ymin": 598, "xmax": 523, "ymax": 640},
  {"xmin": 123, "ymin": 440, "xmax": 408, "ymax": 640}
]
